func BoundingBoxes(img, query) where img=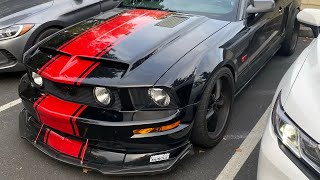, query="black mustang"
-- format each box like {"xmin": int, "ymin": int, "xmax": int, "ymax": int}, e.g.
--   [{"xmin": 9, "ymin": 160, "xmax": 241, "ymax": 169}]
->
[{"xmin": 19, "ymin": 0, "xmax": 300, "ymax": 175}]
